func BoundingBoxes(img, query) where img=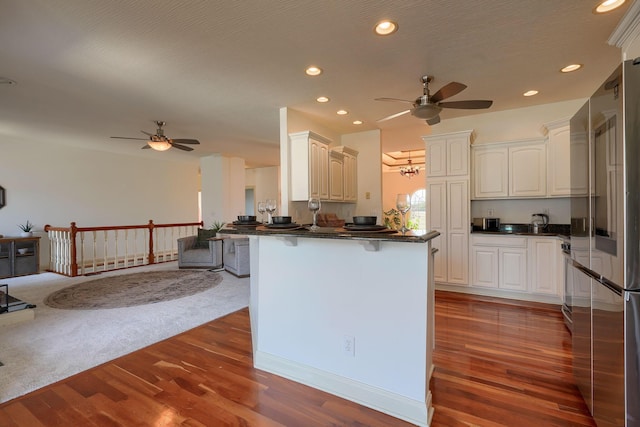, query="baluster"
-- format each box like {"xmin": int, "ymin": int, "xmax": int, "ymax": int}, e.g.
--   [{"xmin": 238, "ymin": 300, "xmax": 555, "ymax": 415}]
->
[
  {"xmin": 113, "ymin": 229, "xmax": 118, "ymax": 269},
  {"xmin": 124, "ymin": 229, "xmax": 129, "ymax": 268}
]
